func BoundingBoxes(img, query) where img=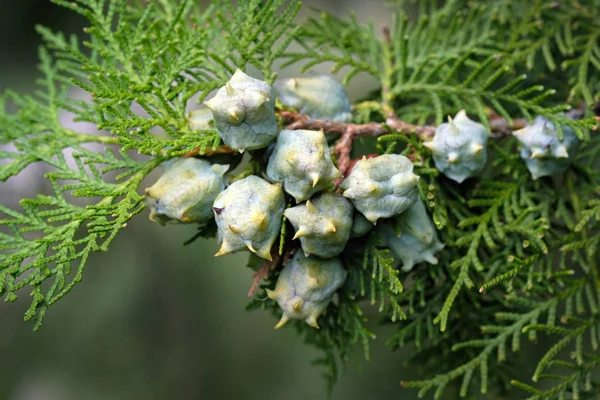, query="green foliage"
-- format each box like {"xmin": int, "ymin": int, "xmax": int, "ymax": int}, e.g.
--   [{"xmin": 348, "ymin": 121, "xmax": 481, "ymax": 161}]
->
[
  {"xmin": 38, "ymin": 0, "xmax": 299, "ymax": 157},
  {"xmin": 1, "ymin": 0, "xmax": 600, "ymax": 398}
]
